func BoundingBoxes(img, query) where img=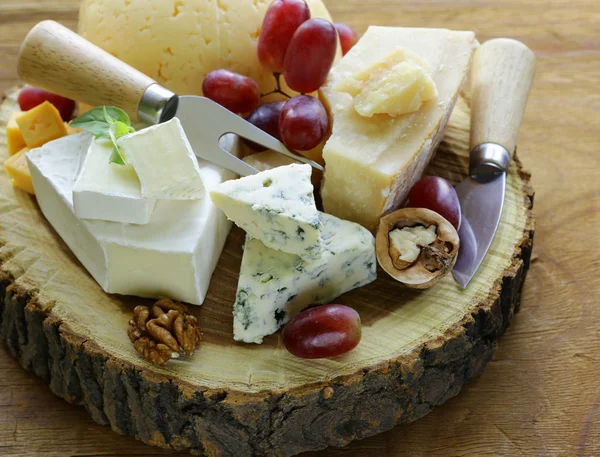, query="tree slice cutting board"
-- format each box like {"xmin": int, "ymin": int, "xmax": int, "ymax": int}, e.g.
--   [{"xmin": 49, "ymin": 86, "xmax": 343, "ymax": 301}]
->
[{"xmin": 0, "ymin": 86, "xmax": 534, "ymax": 457}]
